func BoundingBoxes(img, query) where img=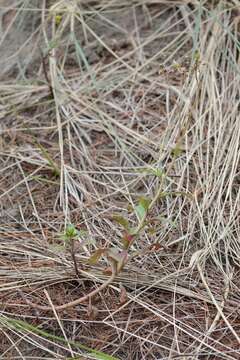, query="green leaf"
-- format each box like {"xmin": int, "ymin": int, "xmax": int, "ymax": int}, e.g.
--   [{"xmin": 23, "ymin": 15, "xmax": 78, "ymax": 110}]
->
[
  {"xmin": 65, "ymin": 224, "xmax": 79, "ymax": 239},
  {"xmin": 30, "ymin": 175, "xmax": 59, "ymax": 185},
  {"xmin": 194, "ymin": 49, "xmax": 201, "ymax": 62},
  {"xmin": 127, "ymin": 204, "xmax": 133, "ymax": 213},
  {"xmin": 139, "ymin": 167, "xmax": 165, "ymax": 178},
  {"xmin": 112, "ymin": 215, "xmax": 129, "ymax": 230},
  {"xmin": 171, "ymin": 144, "xmax": 183, "ymax": 158},
  {"xmin": 4, "ymin": 317, "xmax": 118, "ymax": 360},
  {"xmin": 129, "ymin": 227, "xmax": 138, "ymax": 235},
  {"xmin": 154, "ymin": 168, "xmax": 165, "ymax": 178},
  {"xmin": 48, "ymin": 39, "xmax": 59, "ymax": 51},
  {"xmin": 148, "ymin": 227, "xmax": 157, "ymax": 235},
  {"xmin": 55, "ymin": 14, "xmax": 62, "ymax": 26},
  {"xmin": 135, "ymin": 197, "xmax": 151, "ymax": 221},
  {"xmin": 88, "ymin": 248, "xmax": 105, "ymax": 265},
  {"xmin": 157, "ymin": 191, "xmax": 168, "ymax": 199}
]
